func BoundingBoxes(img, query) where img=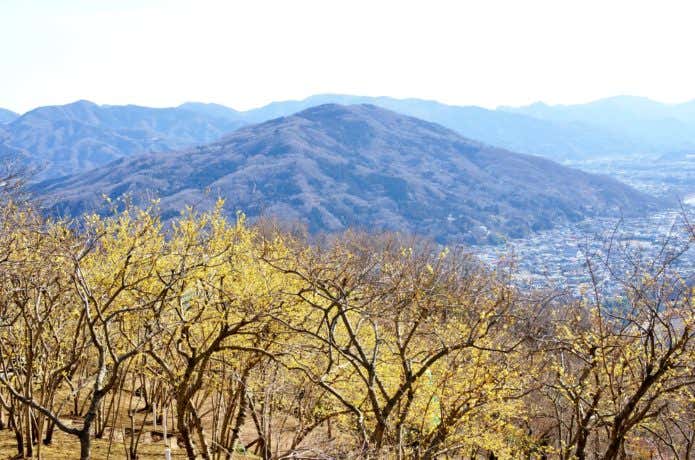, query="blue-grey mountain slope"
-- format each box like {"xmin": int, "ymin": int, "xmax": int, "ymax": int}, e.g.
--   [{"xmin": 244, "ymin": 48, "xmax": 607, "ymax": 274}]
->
[
  {"xmin": 501, "ymin": 95, "xmax": 695, "ymax": 156},
  {"xmin": 0, "ymin": 108, "xmax": 18, "ymax": 124},
  {"xmin": 238, "ymin": 94, "xmax": 642, "ymax": 160},
  {"xmin": 35, "ymin": 104, "xmax": 657, "ymax": 243},
  {"xmin": 10, "ymin": 94, "xmax": 695, "ymax": 179},
  {"xmin": 0, "ymin": 100, "xmax": 246, "ymax": 179}
]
